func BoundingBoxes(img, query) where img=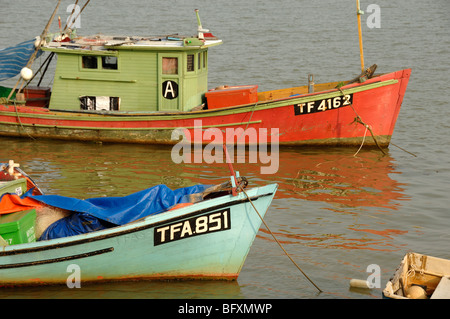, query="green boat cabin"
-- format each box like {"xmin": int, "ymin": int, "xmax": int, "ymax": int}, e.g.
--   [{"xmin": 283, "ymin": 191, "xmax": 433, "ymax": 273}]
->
[{"xmin": 42, "ymin": 34, "xmax": 222, "ymax": 113}]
